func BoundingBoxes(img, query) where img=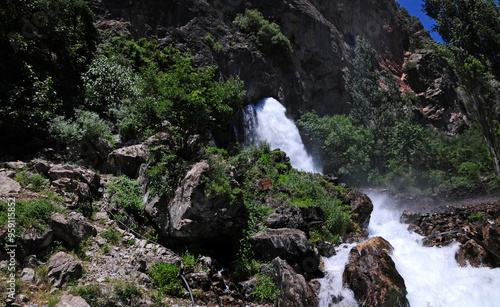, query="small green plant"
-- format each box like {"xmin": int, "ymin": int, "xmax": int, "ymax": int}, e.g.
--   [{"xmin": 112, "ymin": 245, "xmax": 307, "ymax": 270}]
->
[
  {"xmin": 107, "ymin": 176, "xmax": 144, "ymax": 219},
  {"xmin": 148, "ymin": 262, "xmax": 183, "ymax": 296},
  {"xmin": 251, "ymin": 270, "xmax": 279, "ymax": 303},
  {"xmin": 14, "ymin": 171, "xmax": 48, "ymax": 191},
  {"xmin": 101, "ymin": 226, "xmax": 123, "ymax": 245},
  {"xmin": 100, "ymin": 243, "xmax": 111, "ymax": 254},
  {"xmin": 233, "ymin": 9, "xmax": 293, "ymax": 65},
  {"xmin": 75, "ymin": 284, "xmax": 102, "ymax": 306},
  {"xmin": 468, "ymin": 212, "xmax": 484, "ymax": 222},
  {"xmin": 114, "ymin": 281, "xmax": 141, "ymax": 302}
]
